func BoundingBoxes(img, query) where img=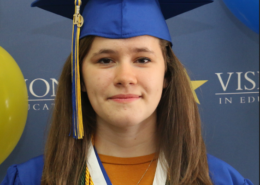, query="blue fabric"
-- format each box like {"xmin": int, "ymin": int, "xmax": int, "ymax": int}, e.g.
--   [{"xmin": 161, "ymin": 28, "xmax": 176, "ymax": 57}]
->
[
  {"xmin": 0, "ymin": 154, "xmax": 253, "ymax": 185},
  {"xmin": 31, "ymin": 0, "xmax": 214, "ymax": 19},
  {"xmin": 207, "ymin": 155, "xmax": 254, "ymax": 185},
  {"xmin": 31, "ymin": 0, "xmax": 213, "ymax": 44},
  {"xmin": 79, "ymin": 0, "xmax": 171, "ymax": 42},
  {"xmin": 1, "ymin": 156, "xmax": 43, "ymax": 185}
]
